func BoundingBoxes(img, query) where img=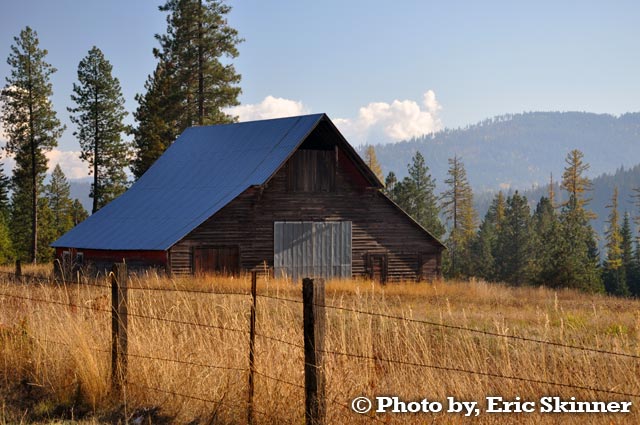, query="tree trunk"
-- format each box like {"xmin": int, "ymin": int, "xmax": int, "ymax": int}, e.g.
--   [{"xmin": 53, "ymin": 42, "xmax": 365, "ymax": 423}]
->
[
  {"xmin": 197, "ymin": 0, "xmax": 204, "ymax": 125},
  {"xmin": 93, "ymin": 75, "xmax": 99, "ymax": 214},
  {"xmin": 28, "ymin": 55, "xmax": 38, "ymax": 264}
]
